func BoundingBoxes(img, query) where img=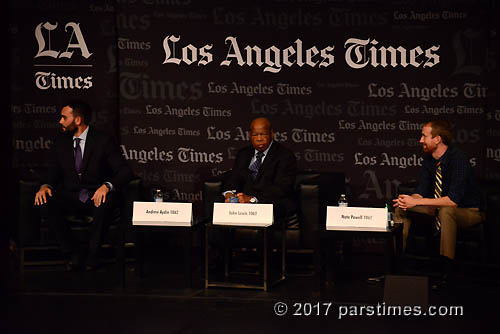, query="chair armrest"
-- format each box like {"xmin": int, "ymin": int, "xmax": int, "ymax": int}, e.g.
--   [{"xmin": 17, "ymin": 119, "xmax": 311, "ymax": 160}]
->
[
  {"xmin": 482, "ymin": 181, "xmax": 500, "ymax": 263},
  {"xmin": 202, "ymin": 180, "xmax": 223, "ymax": 223},
  {"xmin": 18, "ymin": 179, "xmax": 42, "ymax": 247},
  {"xmin": 297, "ymin": 183, "xmax": 320, "ymax": 248},
  {"xmin": 121, "ymin": 177, "xmax": 143, "ymax": 201},
  {"xmin": 398, "ymin": 180, "xmax": 418, "ymax": 196},
  {"xmin": 120, "ymin": 177, "xmax": 143, "ymax": 241}
]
